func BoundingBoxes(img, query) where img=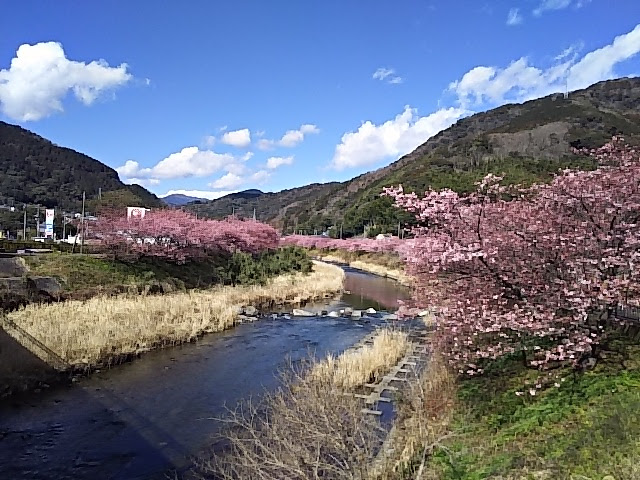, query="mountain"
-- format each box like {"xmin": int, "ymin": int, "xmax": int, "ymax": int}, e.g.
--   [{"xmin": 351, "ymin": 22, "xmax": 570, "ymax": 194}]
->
[
  {"xmin": 190, "ymin": 77, "xmax": 640, "ymax": 236},
  {"xmin": 162, "ymin": 194, "xmax": 208, "ymax": 206},
  {"xmin": 0, "ymin": 120, "xmax": 162, "ymax": 211}
]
